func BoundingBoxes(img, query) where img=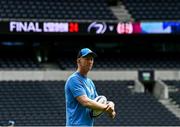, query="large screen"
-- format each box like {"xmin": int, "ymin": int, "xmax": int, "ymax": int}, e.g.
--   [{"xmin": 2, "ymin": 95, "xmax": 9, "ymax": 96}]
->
[{"xmin": 0, "ymin": 21, "xmax": 180, "ymax": 35}]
